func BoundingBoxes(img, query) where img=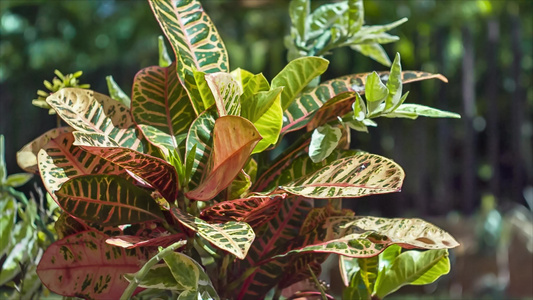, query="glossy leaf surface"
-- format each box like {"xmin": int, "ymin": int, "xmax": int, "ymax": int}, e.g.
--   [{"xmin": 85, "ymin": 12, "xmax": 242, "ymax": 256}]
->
[
  {"xmin": 205, "ymin": 72, "xmax": 243, "ymax": 117},
  {"xmin": 186, "ymin": 107, "xmax": 217, "ymax": 189},
  {"xmin": 279, "ymin": 153, "xmax": 404, "ymax": 199},
  {"xmin": 56, "ymin": 175, "xmax": 165, "ymax": 226},
  {"xmin": 384, "ymin": 103, "xmax": 461, "ymax": 119},
  {"xmin": 186, "ymin": 116, "xmax": 261, "ymax": 201},
  {"xmin": 37, "ymin": 231, "xmax": 148, "ymax": 299},
  {"xmin": 46, "ymin": 88, "xmax": 145, "ymax": 152},
  {"xmin": 171, "ymin": 207, "xmax": 254, "ymax": 259}
]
